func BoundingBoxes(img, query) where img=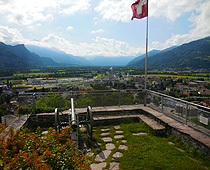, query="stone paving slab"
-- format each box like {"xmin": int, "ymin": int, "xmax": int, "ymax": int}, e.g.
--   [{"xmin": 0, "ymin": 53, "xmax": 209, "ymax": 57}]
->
[
  {"xmin": 114, "ymin": 135, "xmax": 124, "ymax": 139},
  {"xmin": 91, "ymin": 162, "xmax": 106, "ymax": 170},
  {"xmin": 95, "ymin": 150, "xmax": 112, "ymax": 162},
  {"xmin": 168, "ymin": 141, "xmax": 174, "ymax": 145},
  {"xmin": 133, "ymin": 132, "xmax": 147, "ymax": 136},
  {"xmin": 101, "ymin": 128, "xmax": 109, "ymax": 131},
  {"xmin": 119, "ymin": 145, "xmax": 128, "ymax": 150},
  {"xmin": 113, "ymin": 152, "xmax": 123, "ymax": 158},
  {"xmin": 101, "ymin": 132, "xmax": 110, "ymax": 136},
  {"xmin": 115, "ymin": 130, "xmax": 123, "ymax": 133},
  {"xmin": 102, "ymin": 137, "xmax": 112, "ymax": 142},
  {"xmin": 109, "ymin": 162, "xmax": 120, "ymax": 170},
  {"xmin": 186, "ymin": 156, "xmax": 197, "ymax": 162},
  {"xmin": 176, "ymin": 148, "xmax": 185, "ymax": 152},
  {"xmin": 114, "ymin": 125, "xmax": 121, "ymax": 129},
  {"xmin": 106, "ymin": 143, "xmax": 115, "ymax": 150}
]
